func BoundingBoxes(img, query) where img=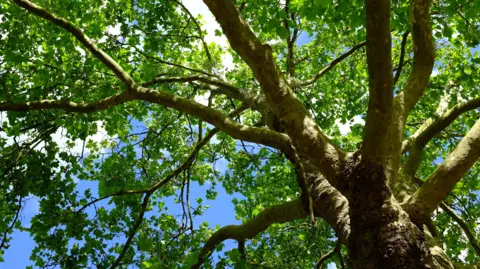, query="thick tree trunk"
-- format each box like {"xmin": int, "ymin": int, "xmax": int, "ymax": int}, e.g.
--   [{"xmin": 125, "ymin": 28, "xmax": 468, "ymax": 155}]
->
[
  {"xmin": 306, "ymin": 158, "xmax": 439, "ymax": 269},
  {"xmin": 346, "ymin": 161, "xmax": 432, "ymax": 269}
]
